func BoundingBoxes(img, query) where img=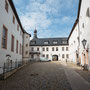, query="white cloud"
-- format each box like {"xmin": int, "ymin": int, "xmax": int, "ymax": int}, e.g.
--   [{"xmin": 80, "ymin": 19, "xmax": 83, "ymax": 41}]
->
[
  {"xmin": 20, "ymin": 0, "xmax": 62, "ymax": 32},
  {"xmin": 20, "ymin": 12, "xmax": 51, "ymax": 31},
  {"xmin": 61, "ymin": 16, "xmax": 75, "ymax": 24},
  {"xmin": 13, "ymin": 0, "xmax": 78, "ymax": 38}
]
